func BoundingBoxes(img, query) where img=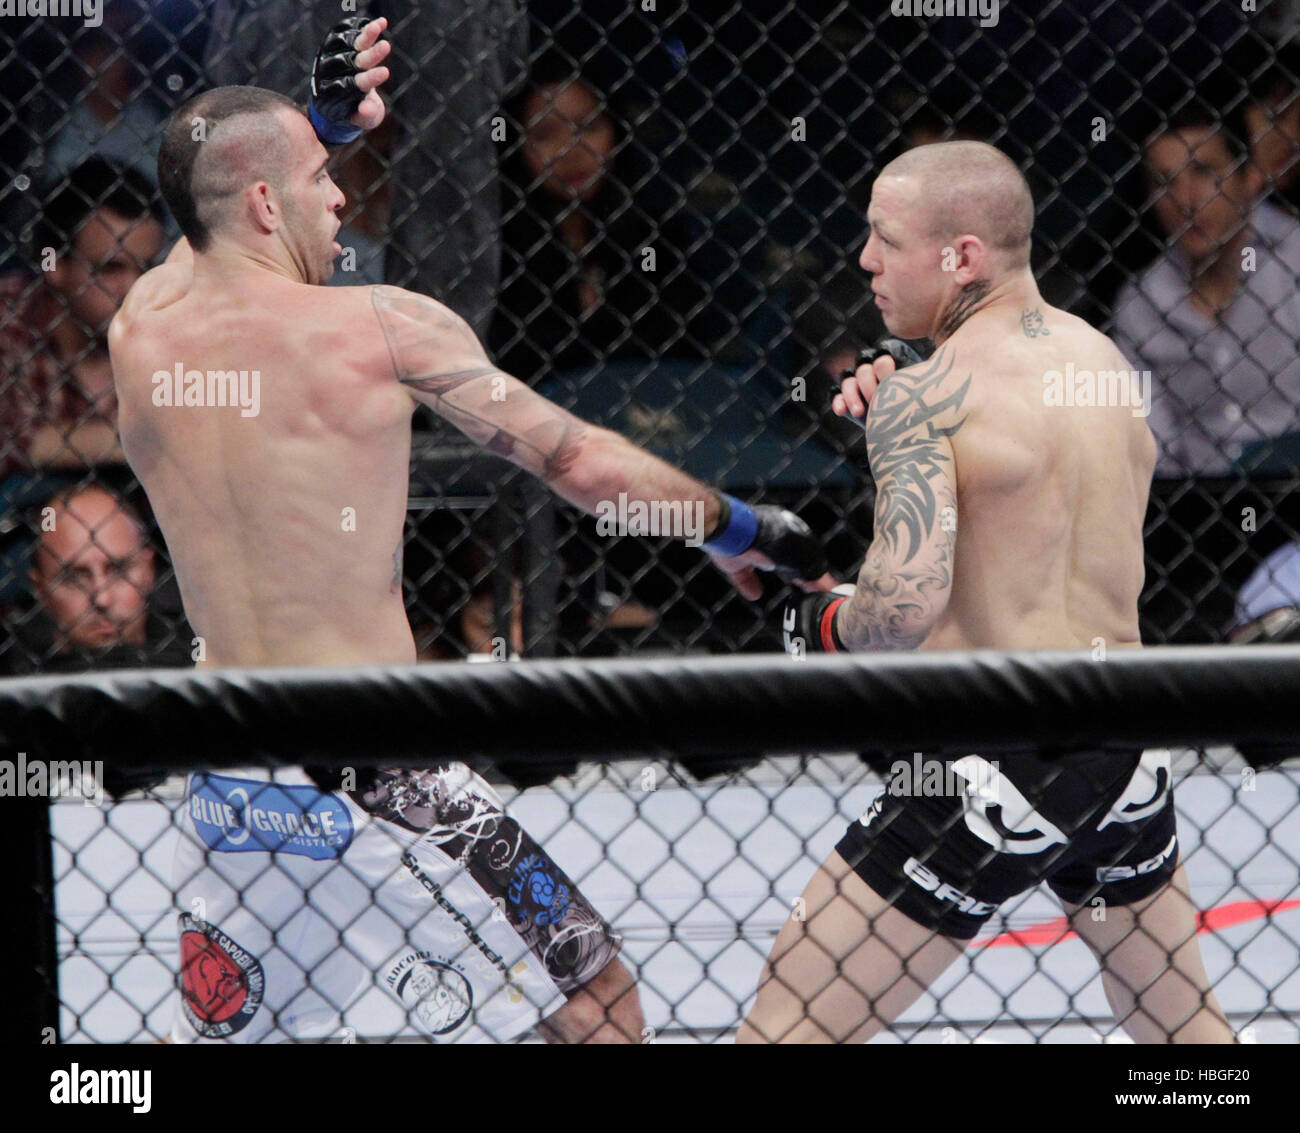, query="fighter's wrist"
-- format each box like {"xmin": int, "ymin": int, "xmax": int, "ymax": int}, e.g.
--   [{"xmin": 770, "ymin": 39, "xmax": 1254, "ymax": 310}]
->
[
  {"xmin": 309, "ymin": 97, "xmax": 362, "ymax": 146},
  {"xmin": 701, "ymin": 493, "xmax": 759, "ymax": 557},
  {"xmin": 819, "ymin": 593, "xmax": 851, "ymax": 652}
]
